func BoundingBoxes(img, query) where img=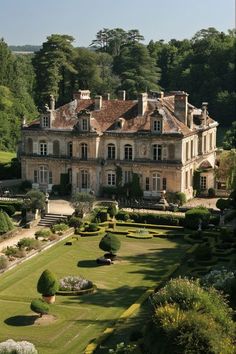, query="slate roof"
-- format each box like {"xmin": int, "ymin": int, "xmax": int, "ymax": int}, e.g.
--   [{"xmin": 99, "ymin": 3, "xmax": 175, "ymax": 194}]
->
[{"xmin": 25, "ymin": 95, "xmax": 216, "ymax": 136}]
